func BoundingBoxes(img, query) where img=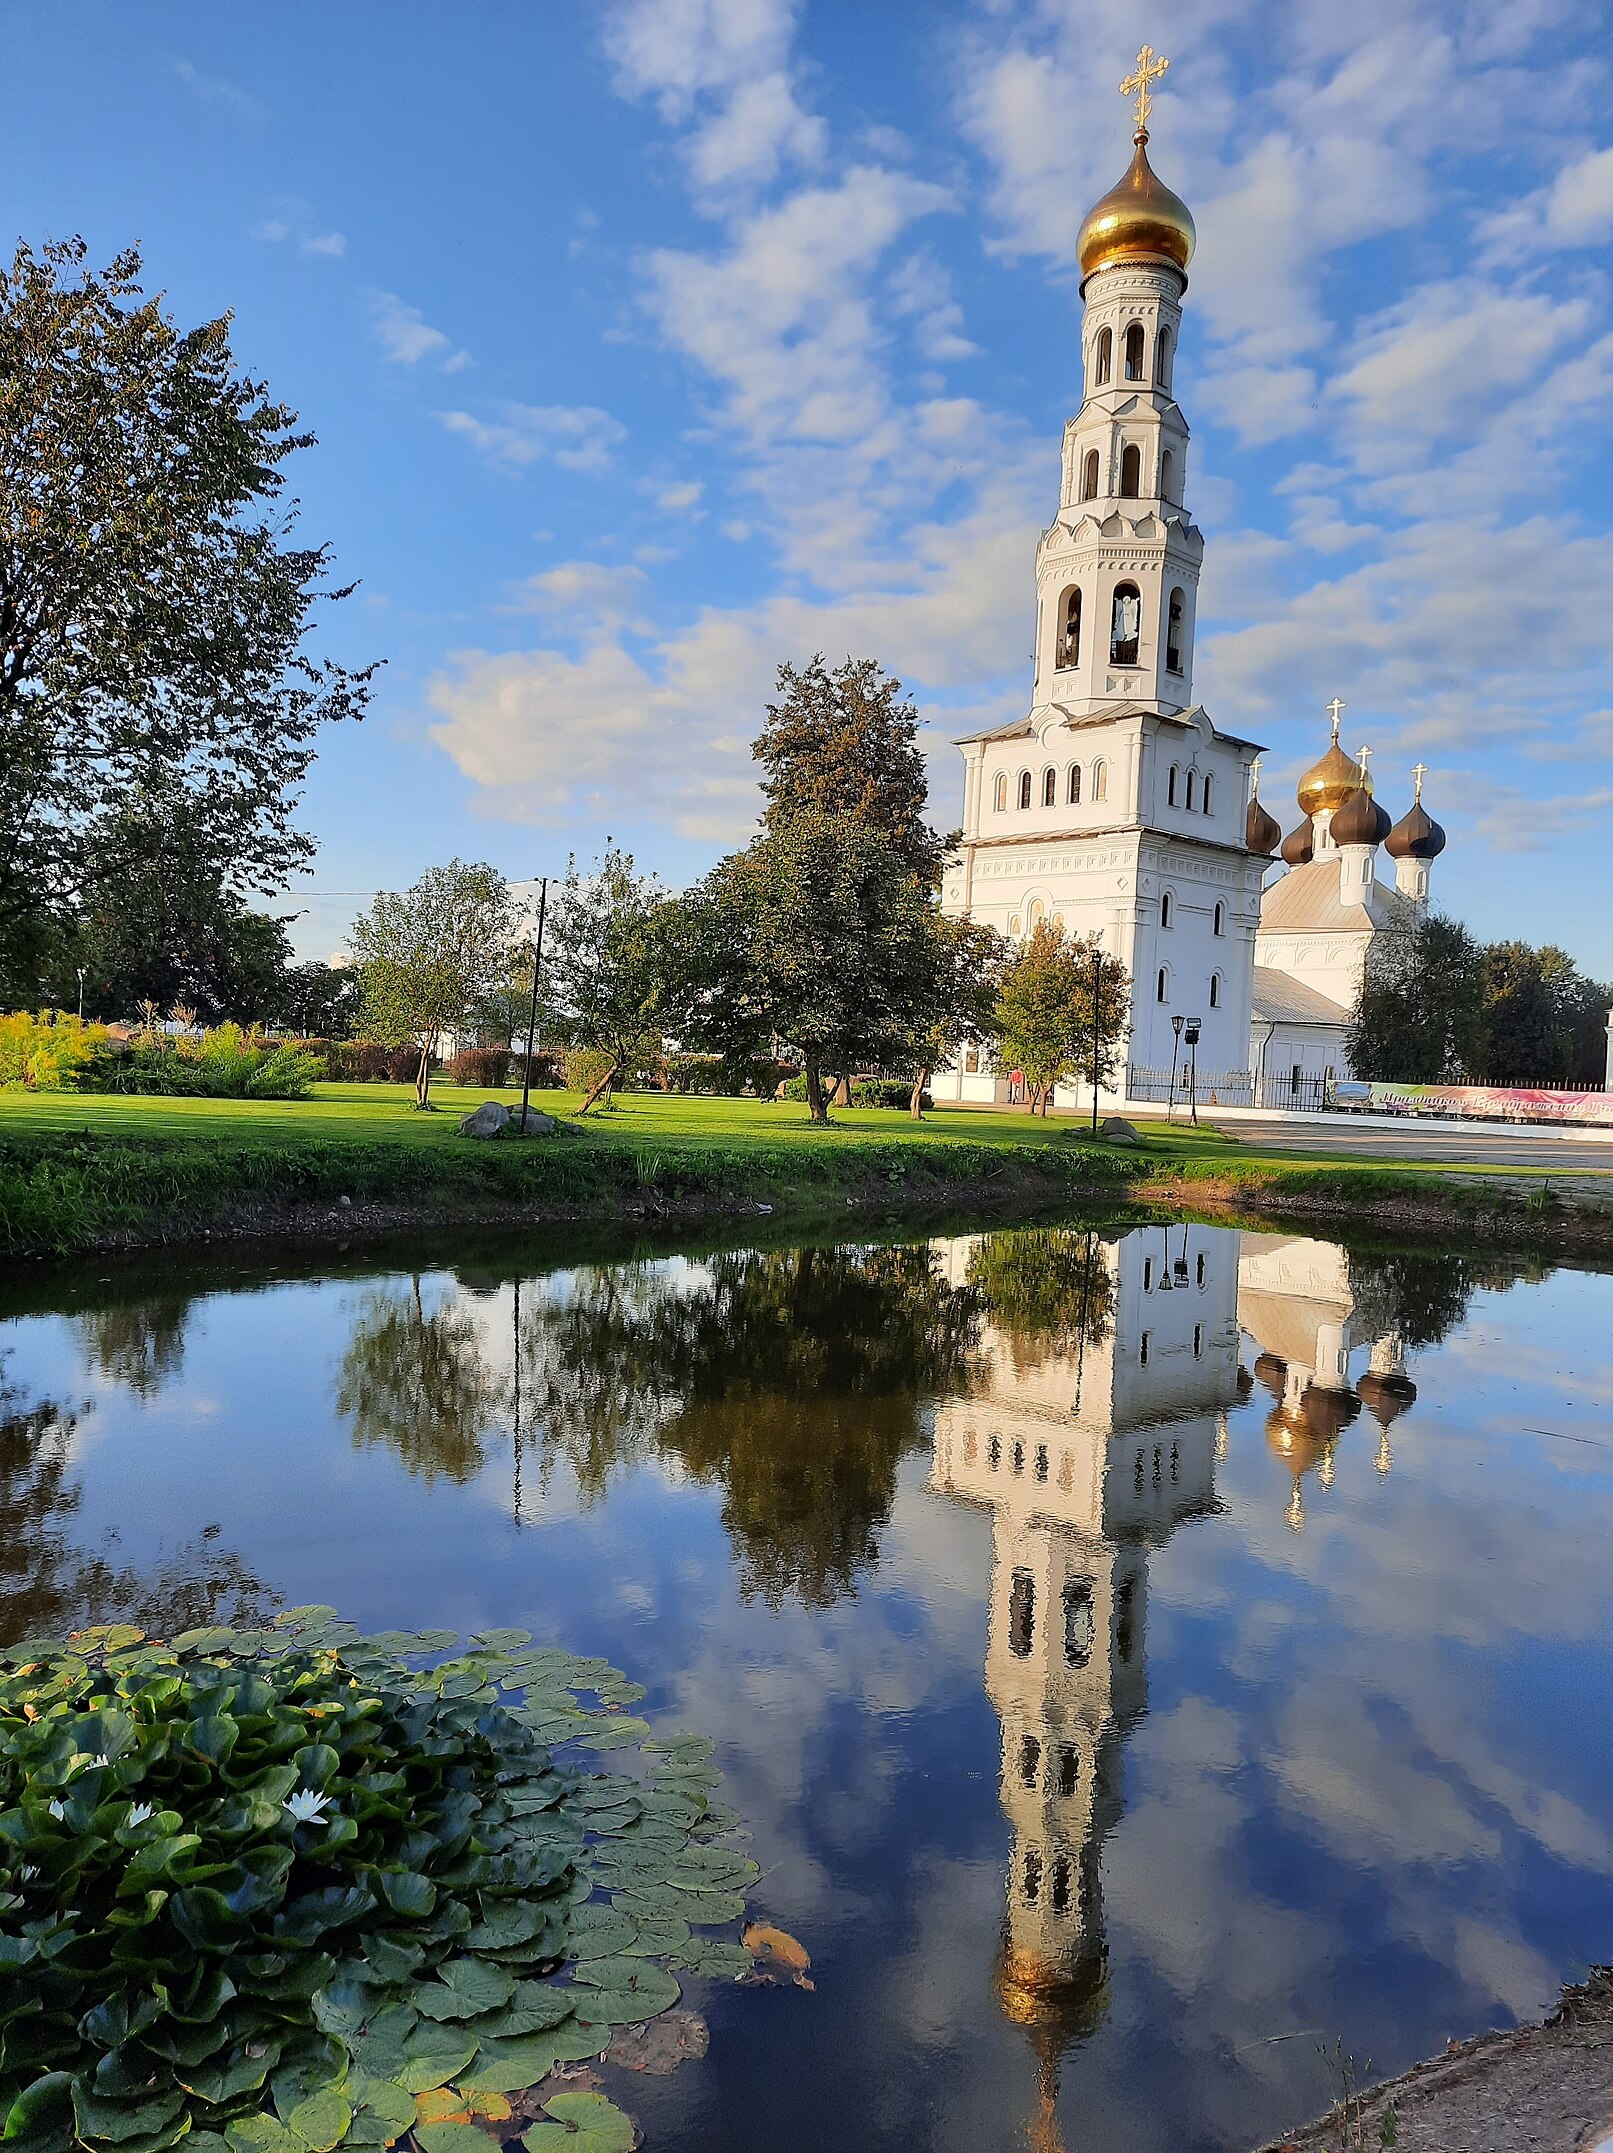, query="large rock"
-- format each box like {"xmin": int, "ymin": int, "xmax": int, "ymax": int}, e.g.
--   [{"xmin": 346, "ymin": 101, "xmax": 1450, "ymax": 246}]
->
[
  {"xmin": 1101, "ymin": 1115, "xmax": 1139, "ymax": 1145},
  {"xmin": 508, "ymin": 1107, "xmax": 558, "ymax": 1137},
  {"xmin": 458, "ymin": 1100, "xmax": 510, "ymax": 1138}
]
